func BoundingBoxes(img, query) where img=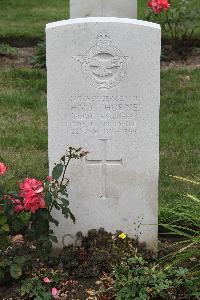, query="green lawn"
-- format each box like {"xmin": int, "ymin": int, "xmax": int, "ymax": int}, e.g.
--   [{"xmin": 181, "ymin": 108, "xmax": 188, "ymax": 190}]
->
[
  {"xmin": 0, "ymin": 68, "xmax": 199, "ymax": 208},
  {"xmin": 159, "ymin": 69, "xmax": 200, "ymax": 209},
  {"xmin": 0, "ymin": 0, "xmax": 199, "ymax": 41},
  {"xmin": 0, "ymin": 69, "xmax": 48, "ymax": 180},
  {"xmin": 0, "ymin": 0, "xmax": 68, "ymax": 40}
]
